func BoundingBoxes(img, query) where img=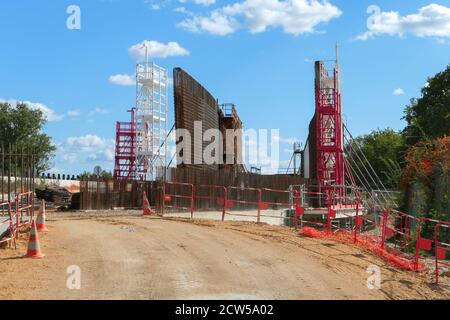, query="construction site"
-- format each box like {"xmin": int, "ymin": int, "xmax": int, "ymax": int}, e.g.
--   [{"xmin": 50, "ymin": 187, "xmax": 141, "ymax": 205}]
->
[{"xmin": 0, "ymin": 47, "xmax": 449, "ymax": 301}]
